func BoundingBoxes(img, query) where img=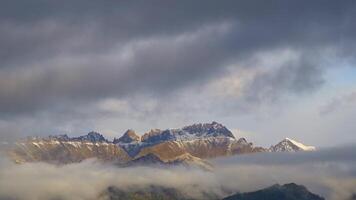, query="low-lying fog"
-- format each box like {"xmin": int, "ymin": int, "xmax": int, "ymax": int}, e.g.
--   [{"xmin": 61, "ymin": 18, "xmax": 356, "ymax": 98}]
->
[{"xmin": 0, "ymin": 145, "xmax": 355, "ymax": 200}]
